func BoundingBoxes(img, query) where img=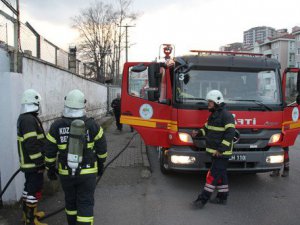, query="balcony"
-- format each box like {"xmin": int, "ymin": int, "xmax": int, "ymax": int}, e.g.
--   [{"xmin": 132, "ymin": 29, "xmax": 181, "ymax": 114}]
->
[{"xmin": 263, "ymin": 49, "xmax": 272, "ymax": 56}]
